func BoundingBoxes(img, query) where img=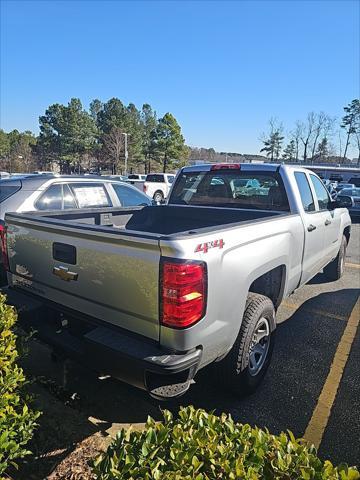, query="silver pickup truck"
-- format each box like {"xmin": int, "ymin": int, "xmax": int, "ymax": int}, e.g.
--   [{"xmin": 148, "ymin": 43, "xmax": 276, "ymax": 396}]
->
[{"xmin": 1, "ymin": 164, "xmax": 352, "ymax": 400}]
